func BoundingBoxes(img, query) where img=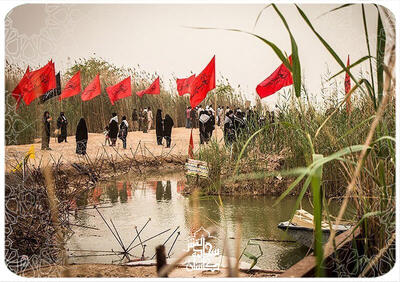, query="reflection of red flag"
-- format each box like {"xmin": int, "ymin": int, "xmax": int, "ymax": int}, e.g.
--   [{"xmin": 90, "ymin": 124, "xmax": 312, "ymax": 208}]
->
[
  {"xmin": 92, "ymin": 186, "xmax": 102, "ymax": 204},
  {"xmin": 107, "ymin": 76, "xmax": 131, "ymax": 105},
  {"xmin": 59, "ymin": 71, "xmax": 81, "ymax": 100},
  {"xmin": 136, "ymin": 77, "xmax": 160, "ymax": 97},
  {"xmin": 189, "ymin": 56, "xmax": 215, "ymax": 108},
  {"xmin": 177, "ymin": 180, "xmax": 185, "ymax": 193},
  {"xmin": 81, "ymin": 74, "xmax": 101, "ymax": 101},
  {"xmin": 22, "ymin": 61, "xmax": 57, "ymax": 105},
  {"xmin": 188, "ymin": 129, "xmax": 194, "ymax": 158},
  {"xmin": 117, "ymin": 182, "xmax": 123, "ymax": 191},
  {"xmin": 149, "ymin": 181, "xmax": 158, "ymax": 191},
  {"xmin": 345, "ymin": 55, "xmax": 351, "ymax": 114},
  {"xmin": 177, "ymin": 74, "xmax": 195, "ymax": 96},
  {"xmin": 256, "ymin": 56, "xmax": 293, "ymax": 98},
  {"xmin": 12, "ymin": 66, "xmax": 30, "ymax": 109},
  {"xmin": 126, "ymin": 182, "xmax": 132, "ymax": 197}
]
